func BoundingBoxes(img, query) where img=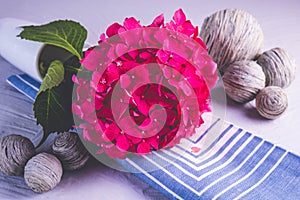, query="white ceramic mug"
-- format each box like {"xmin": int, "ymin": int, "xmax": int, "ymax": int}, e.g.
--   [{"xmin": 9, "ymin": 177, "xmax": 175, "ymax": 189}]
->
[
  {"xmin": 0, "ymin": 18, "xmax": 43, "ymax": 81},
  {"xmin": 0, "ymin": 18, "xmax": 75, "ymax": 82}
]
